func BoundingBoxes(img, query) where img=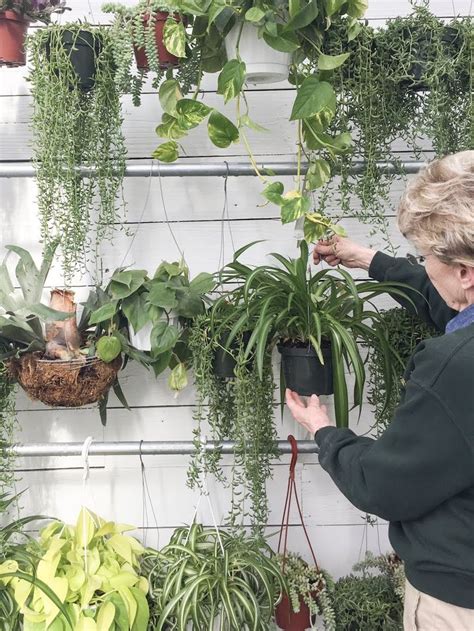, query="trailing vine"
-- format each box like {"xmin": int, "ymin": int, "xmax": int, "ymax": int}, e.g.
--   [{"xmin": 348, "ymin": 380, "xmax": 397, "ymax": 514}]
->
[
  {"xmin": 366, "ymin": 308, "xmax": 439, "ymax": 434},
  {"xmin": 0, "ymin": 364, "xmax": 17, "ymax": 502},
  {"xmin": 29, "ymin": 24, "xmax": 126, "ymax": 282},
  {"xmin": 188, "ymin": 316, "xmax": 278, "ymax": 537}
]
